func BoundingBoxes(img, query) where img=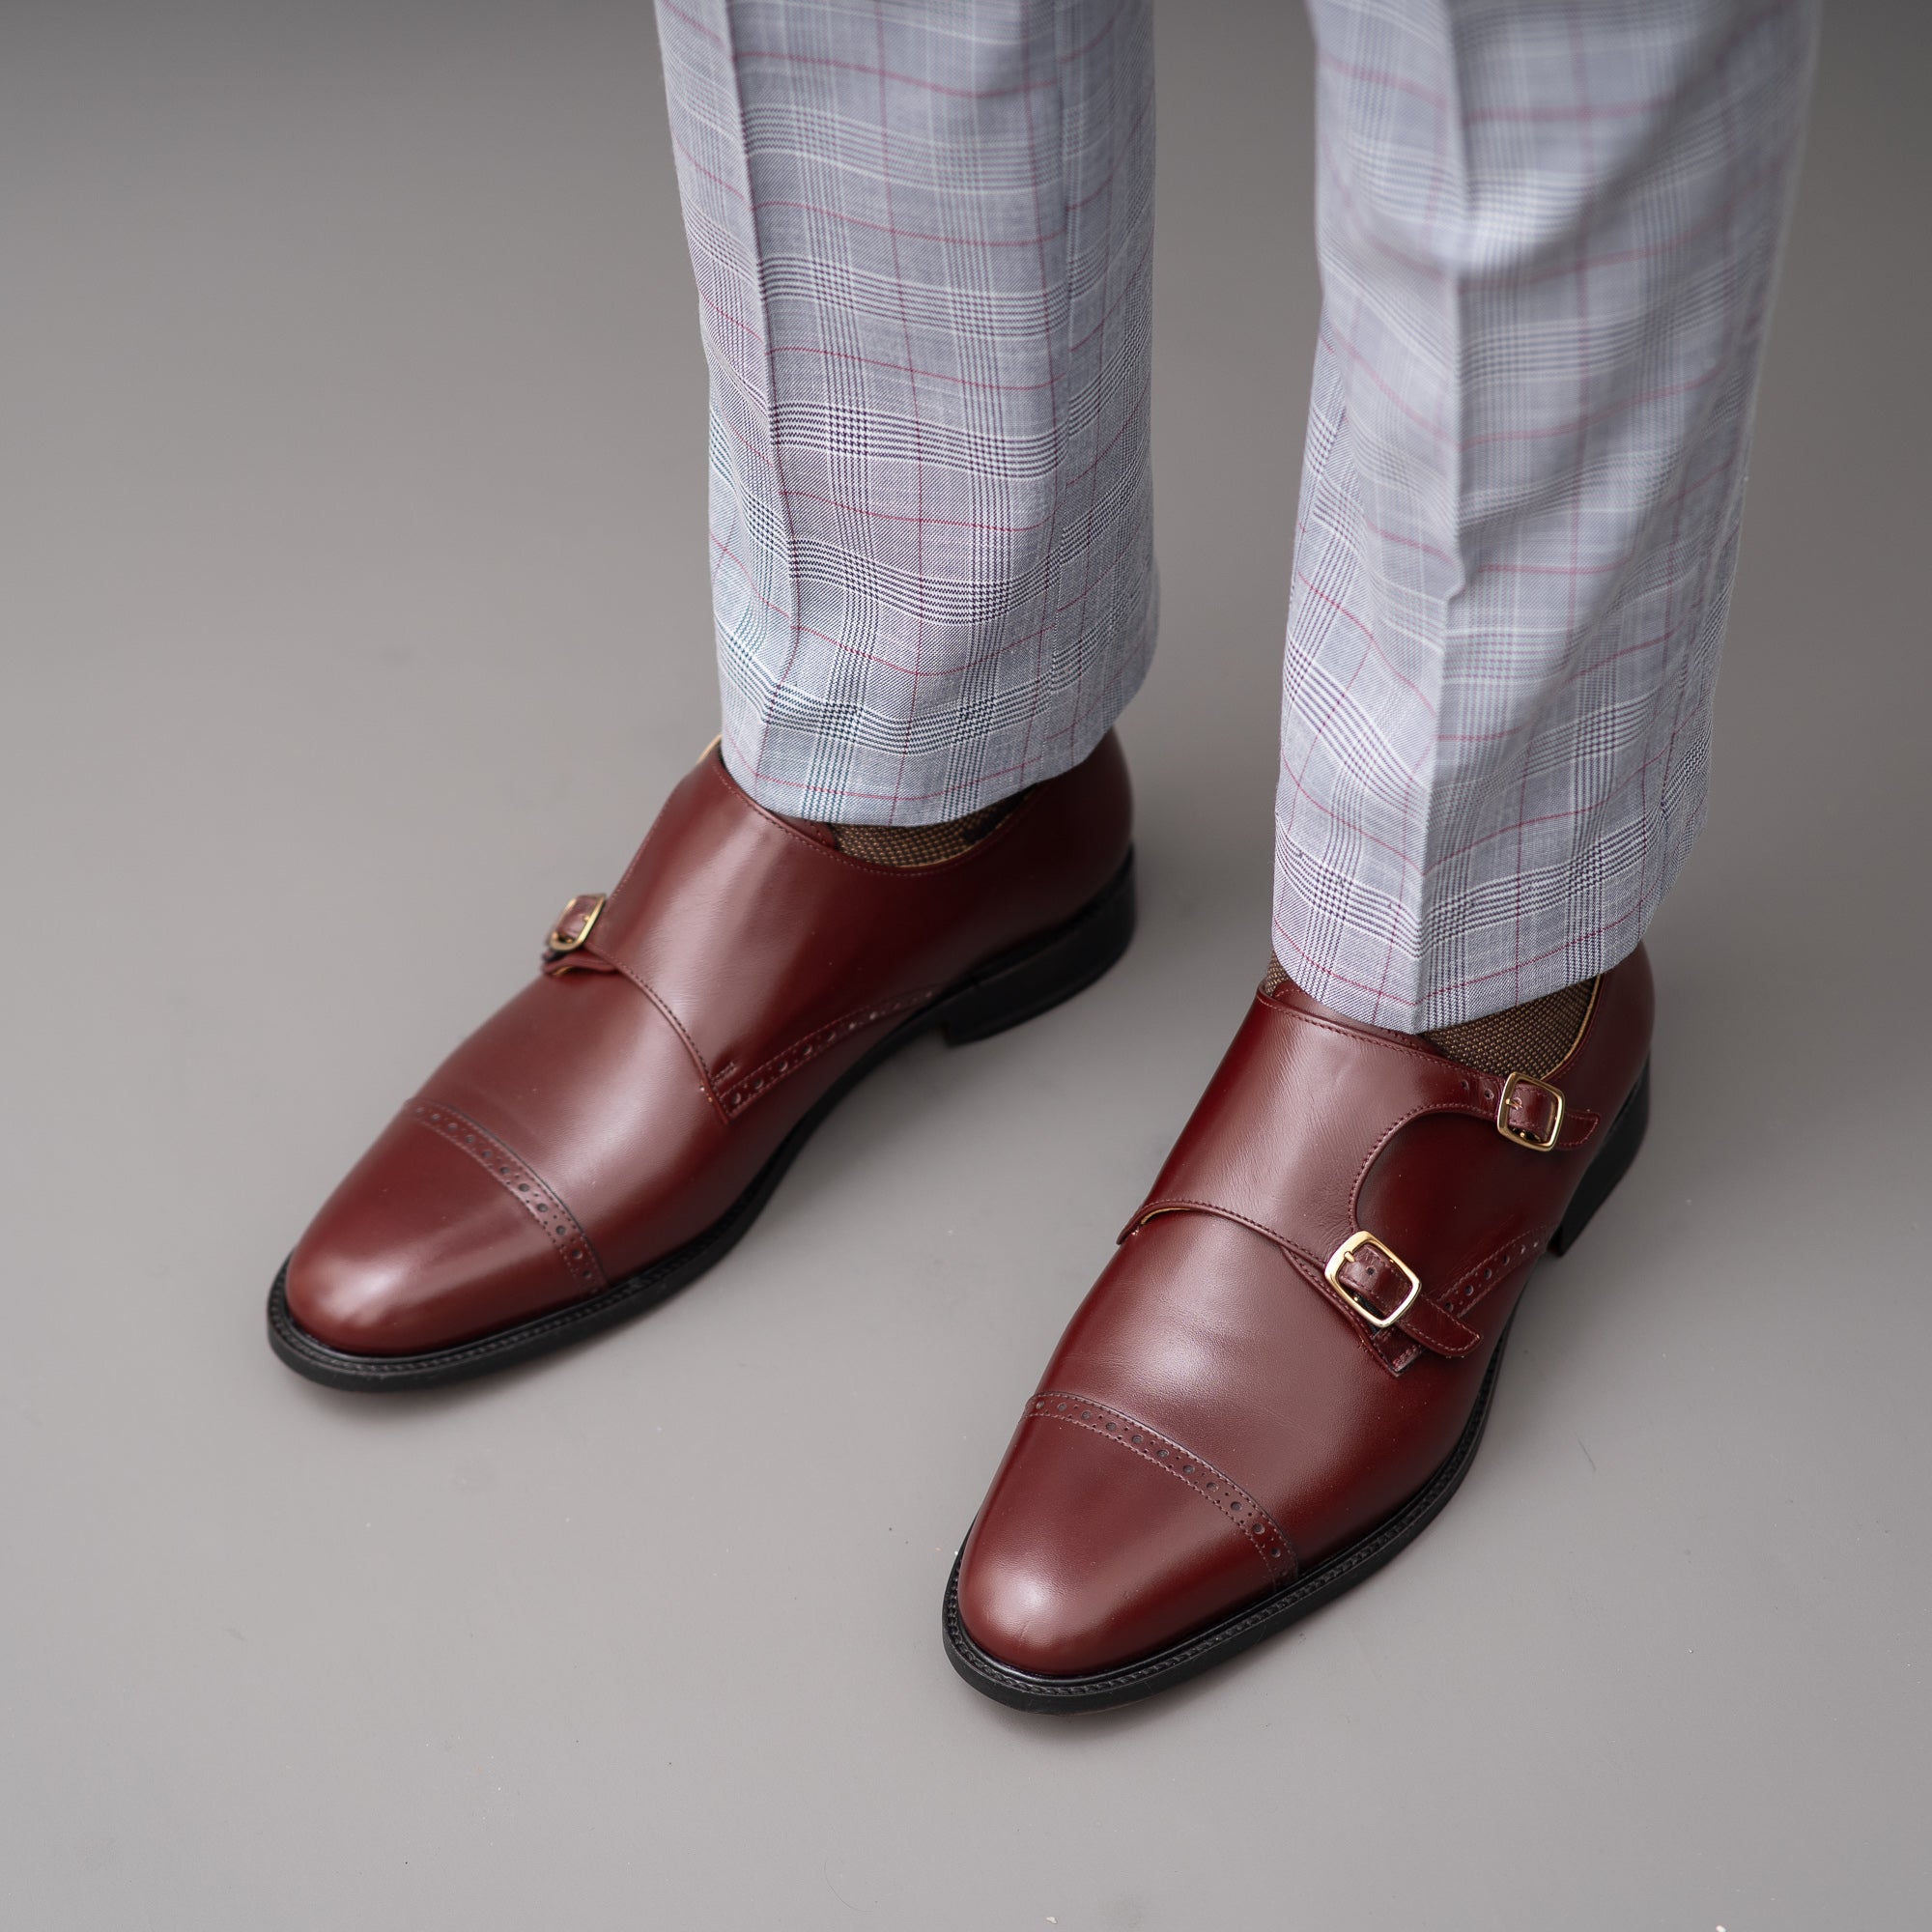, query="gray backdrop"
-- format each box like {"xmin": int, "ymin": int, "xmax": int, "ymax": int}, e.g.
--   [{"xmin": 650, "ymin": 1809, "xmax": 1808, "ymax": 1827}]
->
[{"xmin": 3, "ymin": 2, "xmax": 1926, "ymax": 1925}]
